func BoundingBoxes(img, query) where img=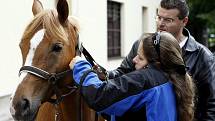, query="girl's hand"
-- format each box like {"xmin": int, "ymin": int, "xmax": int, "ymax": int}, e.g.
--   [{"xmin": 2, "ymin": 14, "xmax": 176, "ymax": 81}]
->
[{"xmin": 69, "ymin": 56, "xmax": 85, "ymax": 69}]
